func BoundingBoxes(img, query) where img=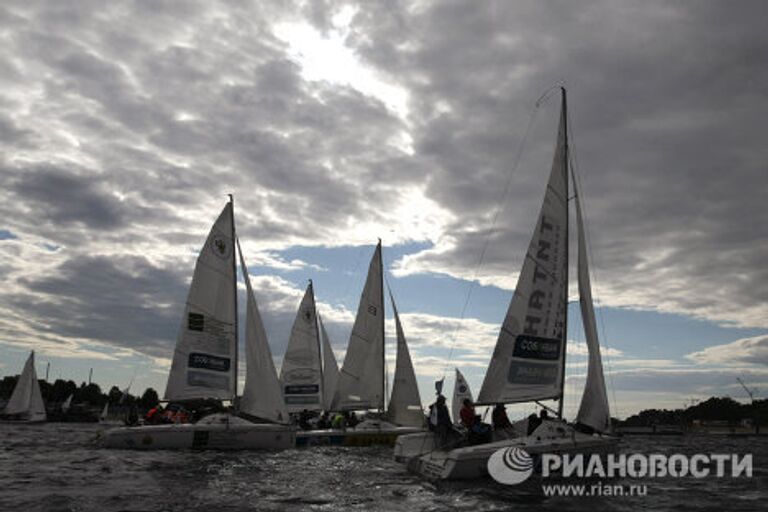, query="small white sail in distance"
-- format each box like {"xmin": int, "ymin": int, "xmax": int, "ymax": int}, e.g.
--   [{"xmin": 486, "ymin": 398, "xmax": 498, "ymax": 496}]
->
[
  {"xmin": 2, "ymin": 351, "xmax": 46, "ymax": 422},
  {"xmin": 165, "ymin": 202, "xmax": 238, "ymax": 401},
  {"xmin": 237, "ymin": 238, "xmax": 289, "ymax": 424},
  {"xmin": 319, "ymin": 315, "xmax": 340, "ymax": 411},
  {"xmin": 331, "ymin": 241, "xmax": 385, "ymax": 411},
  {"xmin": 452, "ymin": 368, "xmax": 473, "ymax": 424},
  {"xmin": 280, "ymin": 281, "xmax": 323, "ymax": 413},
  {"xmin": 387, "ymin": 291, "xmax": 423, "ymax": 427},
  {"xmin": 62, "ymin": 393, "xmax": 73, "ymax": 413}
]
